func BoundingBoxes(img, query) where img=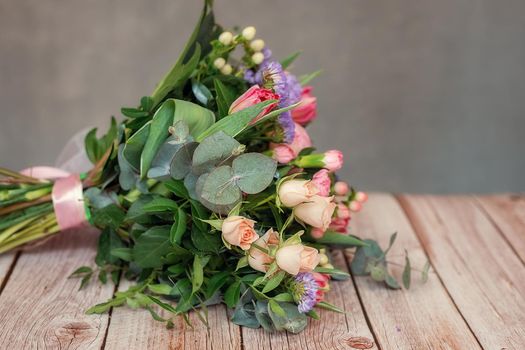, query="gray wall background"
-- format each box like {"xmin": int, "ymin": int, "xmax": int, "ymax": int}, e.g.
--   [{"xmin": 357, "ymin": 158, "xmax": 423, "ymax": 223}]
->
[{"xmin": 1, "ymin": 0, "xmax": 524, "ymax": 193}]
